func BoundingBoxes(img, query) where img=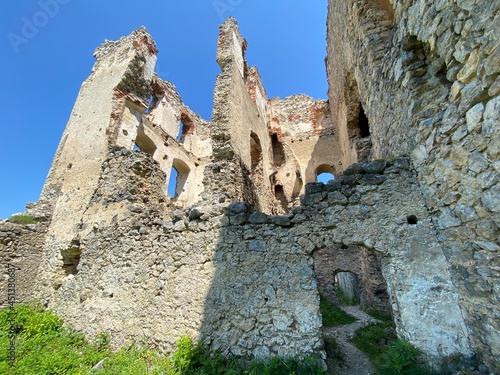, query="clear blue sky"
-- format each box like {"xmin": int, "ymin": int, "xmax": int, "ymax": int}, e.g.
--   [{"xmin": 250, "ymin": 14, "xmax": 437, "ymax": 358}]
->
[{"xmin": 0, "ymin": 0, "xmax": 328, "ymax": 218}]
